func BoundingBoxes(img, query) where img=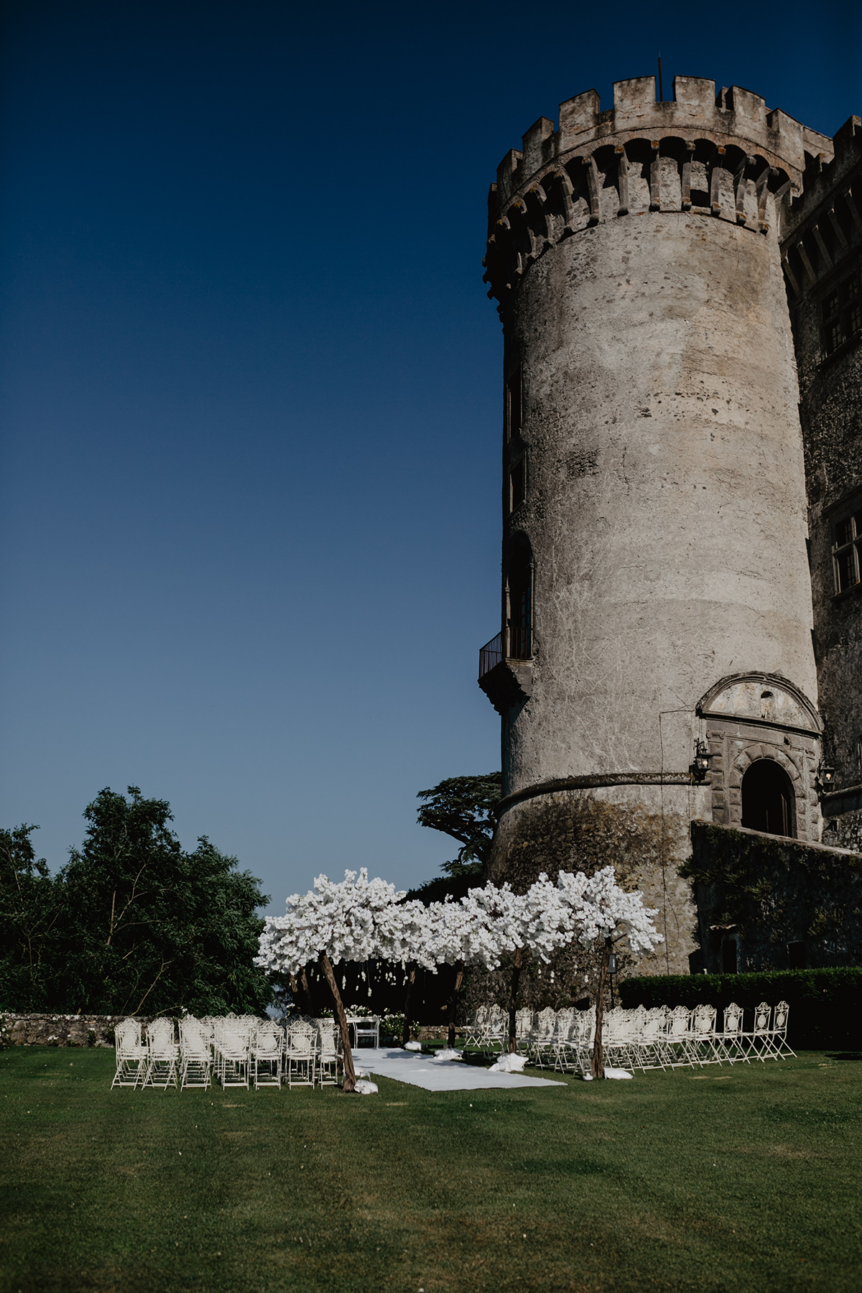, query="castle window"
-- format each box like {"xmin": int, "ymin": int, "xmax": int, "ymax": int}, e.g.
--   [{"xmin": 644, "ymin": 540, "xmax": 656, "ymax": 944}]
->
[
  {"xmin": 506, "ymin": 544, "xmax": 533, "ymax": 660},
  {"xmin": 509, "ymin": 457, "xmax": 526, "ymax": 512},
  {"xmin": 506, "ymin": 368, "xmax": 522, "ymax": 441},
  {"xmin": 822, "ymin": 268, "xmax": 862, "ymax": 356},
  {"xmin": 832, "ymin": 505, "xmax": 862, "ymax": 592}
]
